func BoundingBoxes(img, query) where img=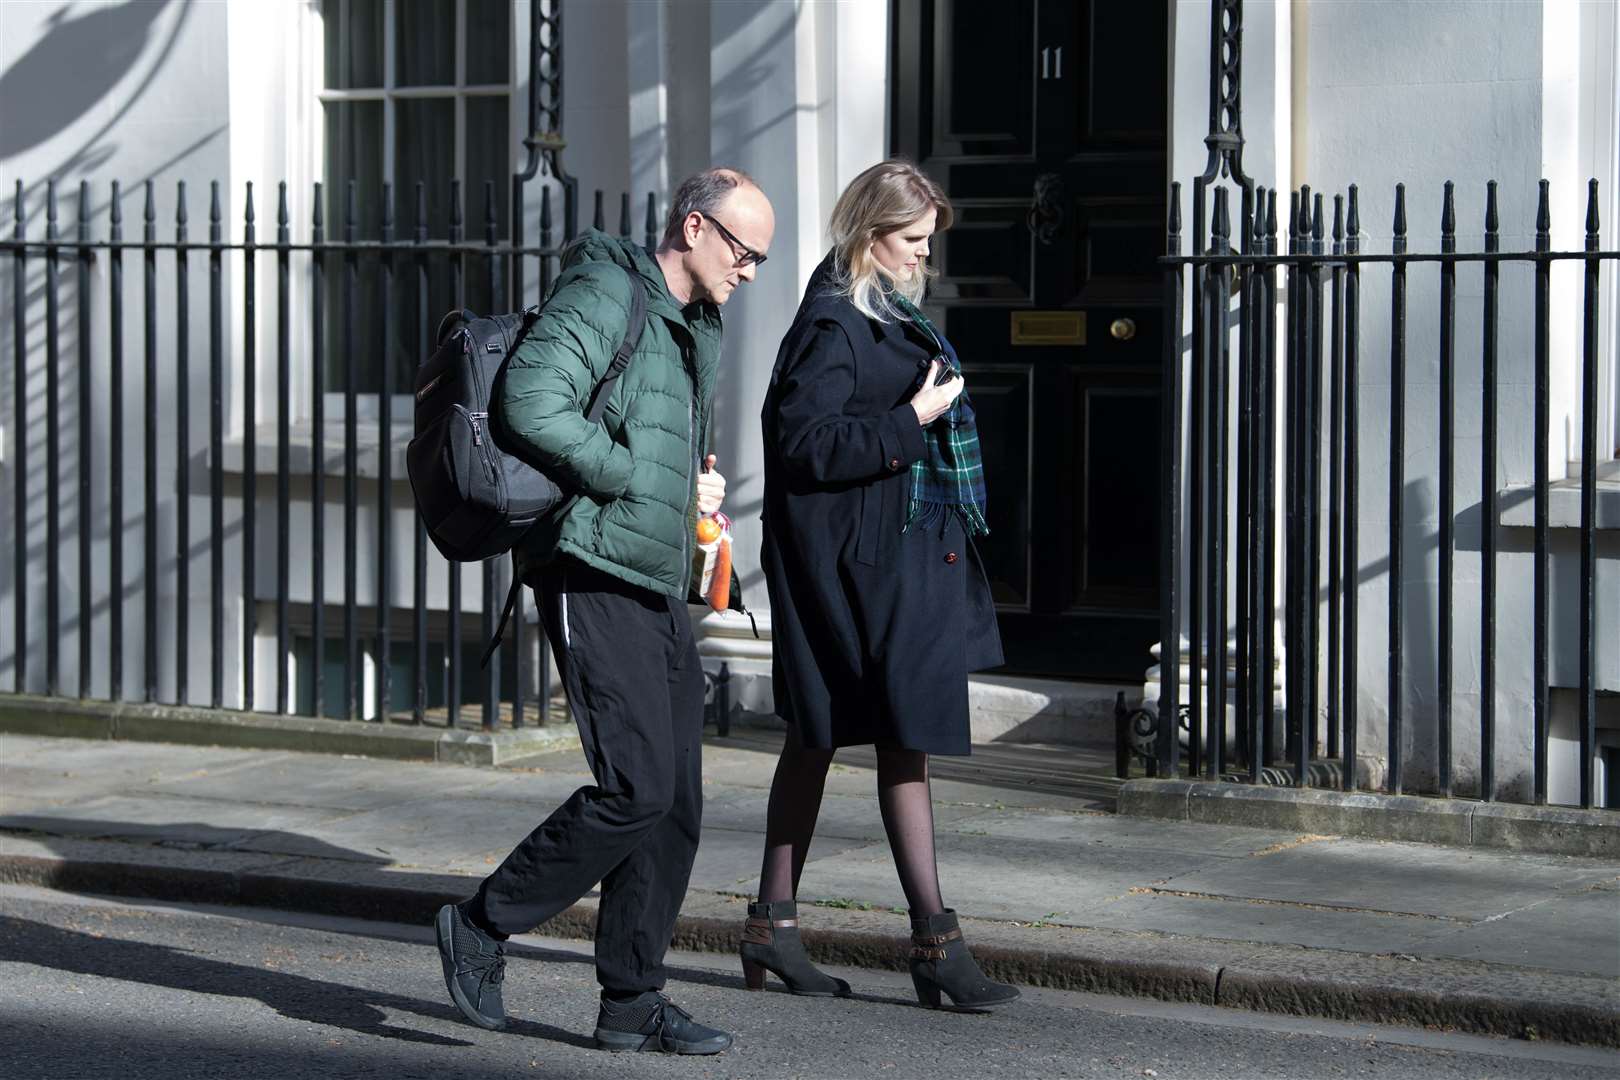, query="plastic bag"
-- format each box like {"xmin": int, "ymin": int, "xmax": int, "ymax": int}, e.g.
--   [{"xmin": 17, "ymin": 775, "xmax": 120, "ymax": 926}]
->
[{"xmin": 692, "ymin": 510, "xmax": 733, "ymax": 611}]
